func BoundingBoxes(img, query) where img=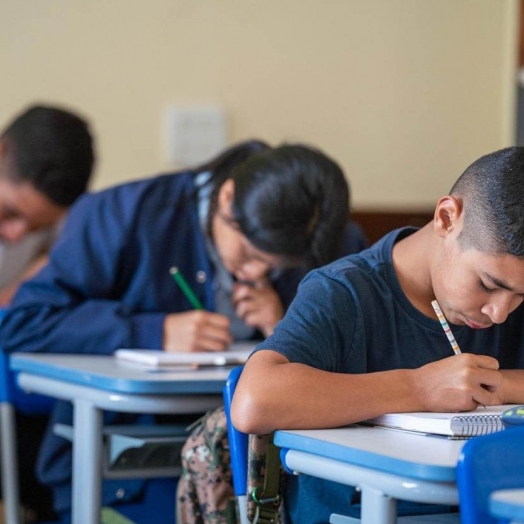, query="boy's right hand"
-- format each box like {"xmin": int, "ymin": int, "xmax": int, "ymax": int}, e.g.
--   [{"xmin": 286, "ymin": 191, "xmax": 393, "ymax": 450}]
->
[
  {"xmin": 162, "ymin": 311, "xmax": 232, "ymax": 352},
  {"xmin": 413, "ymin": 353, "xmax": 502, "ymax": 412}
]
